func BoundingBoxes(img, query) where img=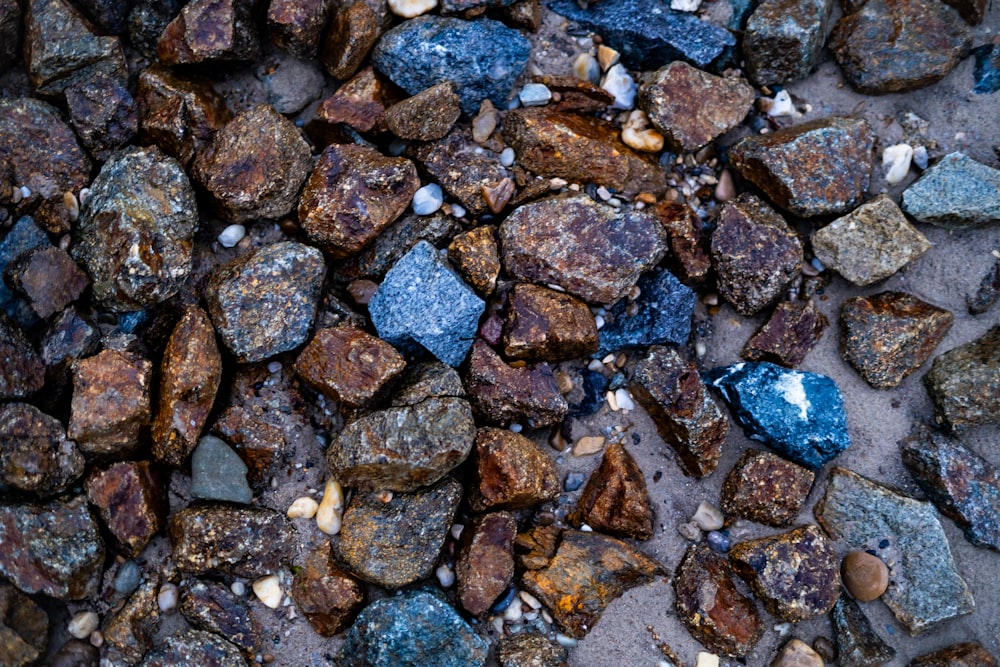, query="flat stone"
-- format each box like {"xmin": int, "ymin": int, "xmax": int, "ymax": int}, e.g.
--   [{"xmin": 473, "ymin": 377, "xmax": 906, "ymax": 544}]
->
[
  {"xmin": 728, "ymin": 117, "xmax": 875, "ymax": 217},
  {"xmin": 830, "ymin": 595, "xmax": 896, "ymax": 667},
  {"xmin": 69, "ymin": 349, "xmax": 152, "ymax": 456},
  {"xmin": 268, "ymin": 0, "xmax": 330, "ymax": 58},
  {"xmin": 317, "ymin": 66, "xmax": 387, "ymax": 132},
  {"xmin": 720, "ymin": 449, "xmax": 814, "ymax": 527},
  {"xmin": 842, "ymin": 551, "xmax": 889, "ymax": 602},
  {"xmin": 743, "ymin": 0, "xmax": 833, "ymax": 85},
  {"xmin": 385, "ymin": 82, "xmax": 462, "ymax": 141},
  {"xmin": 468, "ymin": 427, "xmax": 561, "ymax": 512},
  {"xmin": 337, "ymin": 477, "xmax": 462, "ymax": 588},
  {"xmin": 840, "ymin": 292, "xmax": 953, "ymax": 389},
  {"xmin": 969, "ymin": 256, "xmax": 1000, "ymax": 315},
  {"xmin": 742, "ymin": 300, "xmax": 828, "ymax": 368},
  {"xmin": 64, "ymin": 73, "xmax": 137, "ymax": 162},
  {"xmin": 598, "ymin": 268, "xmax": 695, "ymax": 355},
  {"xmin": 0, "ymin": 584, "xmax": 48, "ymax": 667},
  {"xmin": 0, "ymin": 403, "xmax": 83, "ymax": 496},
  {"xmin": 900, "ymin": 152, "xmax": 1000, "ymax": 229},
  {"xmin": 503, "ymin": 283, "xmax": 598, "ymax": 362},
  {"xmin": 180, "ymin": 580, "xmax": 261, "ymax": 655},
  {"xmin": 103, "ymin": 579, "xmax": 159, "ymax": 664},
  {"xmin": 448, "ymin": 226, "xmax": 501, "ymax": 297},
  {"xmin": 290, "ymin": 545, "xmax": 365, "ymax": 637},
  {"xmin": 535, "ymin": 75, "xmax": 615, "ymax": 114},
  {"xmin": 910, "ymin": 643, "xmax": 998, "ymax": 667},
  {"xmin": 923, "ymin": 325, "xmax": 1000, "ymax": 431},
  {"xmin": 190, "ymin": 436, "xmax": 253, "ymax": 504},
  {"xmin": 320, "ymin": 0, "xmax": 380, "ymax": 79},
  {"xmin": 156, "ymin": 0, "xmax": 260, "ymax": 64},
  {"xmin": 706, "ymin": 361, "xmax": 850, "ymax": 469},
  {"xmin": 455, "ymin": 512, "xmax": 517, "ymax": 615},
  {"xmin": 137, "ymin": 629, "xmax": 245, "ymax": 667},
  {"xmin": 295, "ymin": 326, "xmax": 406, "ymax": 408},
  {"xmin": 411, "ymin": 129, "xmax": 508, "ymax": 216},
  {"xmin": 814, "ymin": 467, "xmax": 975, "ymax": 633},
  {"xmin": 570, "ymin": 443, "xmax": 654, "ymax": 540},
  {"xmin": 0, "ymin": 314, "xmax": 44, "ymax": 399},
  {"xmin": 4, "ymin": 247, "xmax": 88, "ymax": 319},
  {"xmin": 654, "ymin": 202, "xmax": 711, "ymax": 284},
  {"xmin": 86, "ymin": 461, "xmax": 166, "ymax": 557},
  {"xmin": 829, "ymin": 0, "xmax": 971, "ymax": 94},
  {"xmin": 496, "ymin": 633, "xmax": 569, "ymax": 667}
]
